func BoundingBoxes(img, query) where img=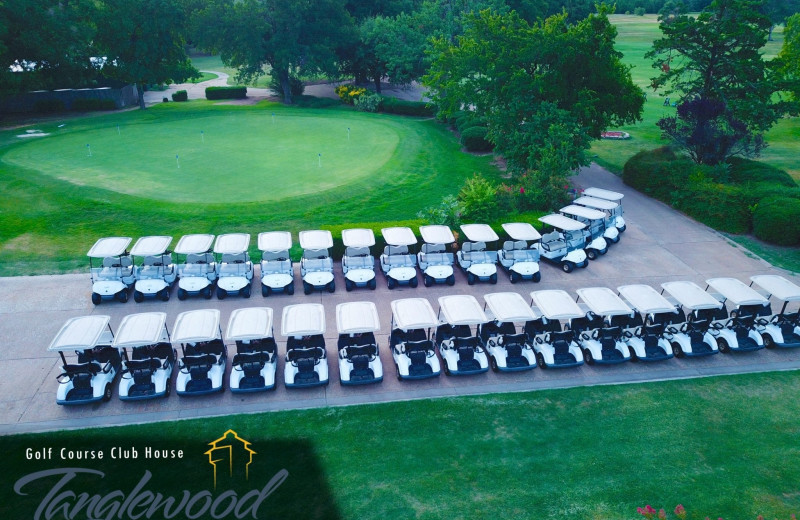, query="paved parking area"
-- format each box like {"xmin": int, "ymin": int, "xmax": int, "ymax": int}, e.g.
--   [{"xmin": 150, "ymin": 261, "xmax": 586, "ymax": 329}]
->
[{"xmin": 1, "ymin": 164, "xmax": 798, "ymax": 435}]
